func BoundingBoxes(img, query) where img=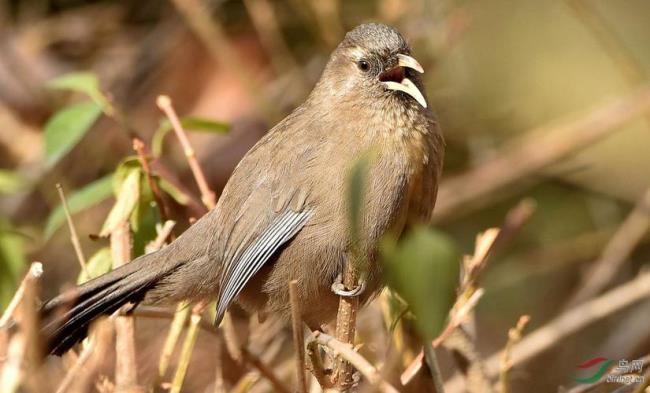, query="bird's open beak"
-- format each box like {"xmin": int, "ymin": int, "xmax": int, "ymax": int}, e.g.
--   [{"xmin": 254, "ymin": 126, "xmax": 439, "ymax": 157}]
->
[{"xmin": 380, "ymin": 54, "xmax": 427, "ymax": 108}]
